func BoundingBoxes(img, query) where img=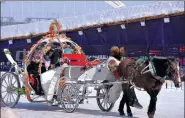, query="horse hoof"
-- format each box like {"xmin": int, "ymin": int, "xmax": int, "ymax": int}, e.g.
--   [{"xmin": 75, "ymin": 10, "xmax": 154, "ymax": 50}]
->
[
  {"xmin": 148, "ymin": 113, "xmax": 154, "ymax": 118},
  {"xmin": 127, "ymin": 113, "xmax": 133, "ymax": 117}
]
